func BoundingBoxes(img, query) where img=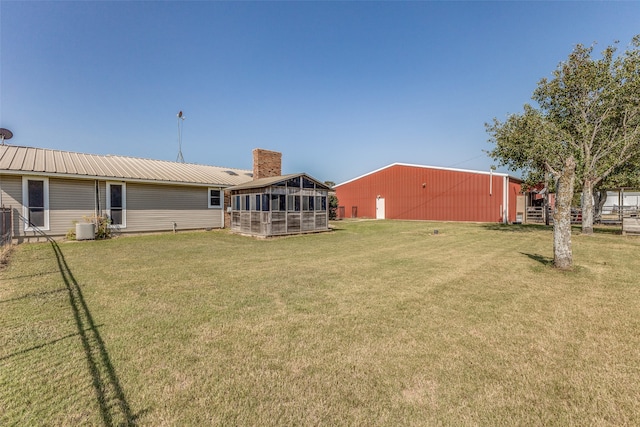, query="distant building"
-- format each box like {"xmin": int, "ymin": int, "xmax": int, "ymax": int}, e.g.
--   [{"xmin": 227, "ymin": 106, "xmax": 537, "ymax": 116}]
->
[{"xmin": 335, "ymin": 163, "xmax": 523, "ymax": 224}]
